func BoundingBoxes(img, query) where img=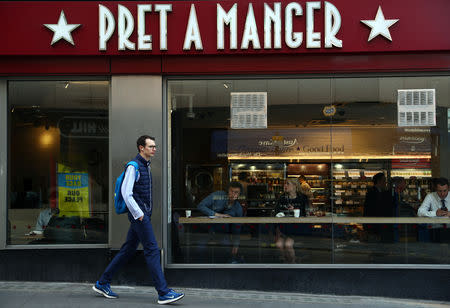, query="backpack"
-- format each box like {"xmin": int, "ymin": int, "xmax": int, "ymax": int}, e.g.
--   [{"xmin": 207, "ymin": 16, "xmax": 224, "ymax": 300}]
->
[{"xmin": 114, "ymin": 161, "xmax": 139, "ymax": 214}]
